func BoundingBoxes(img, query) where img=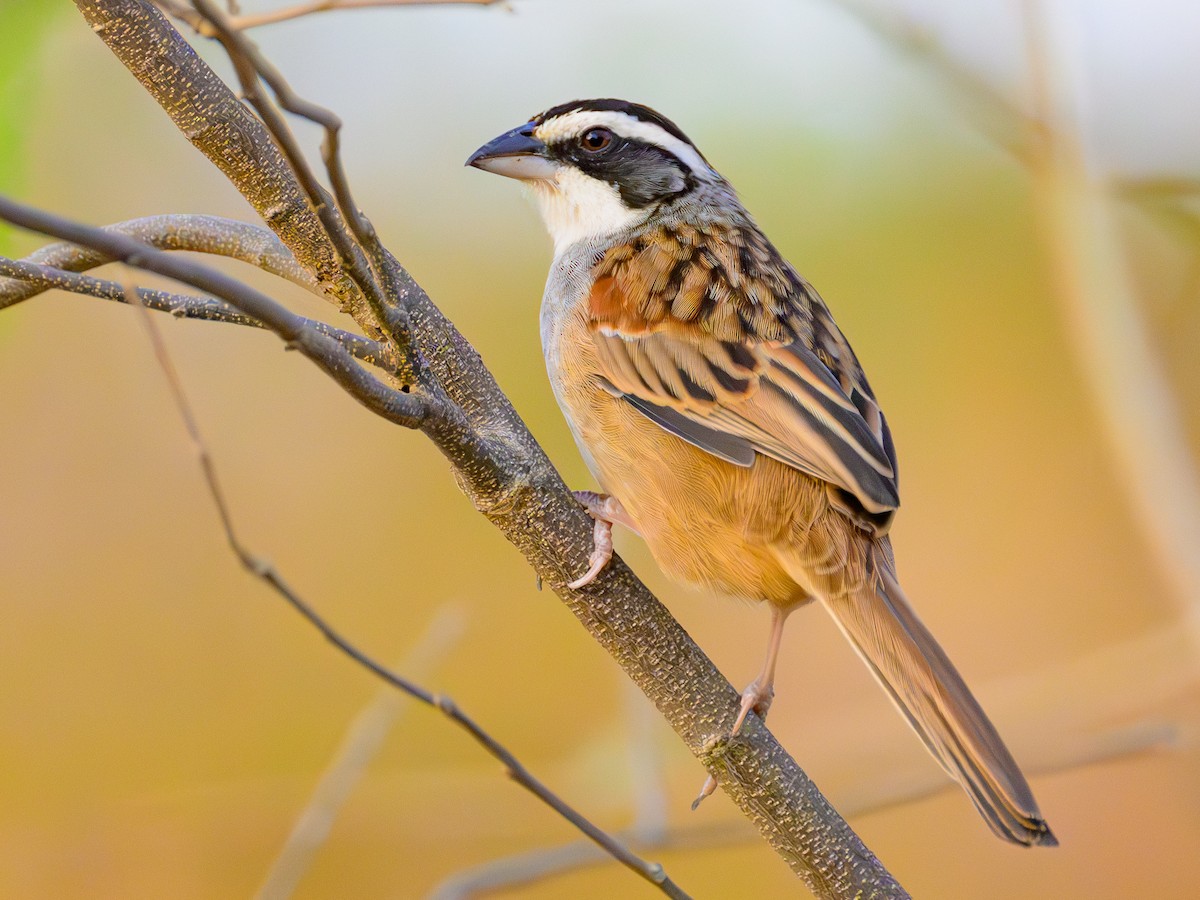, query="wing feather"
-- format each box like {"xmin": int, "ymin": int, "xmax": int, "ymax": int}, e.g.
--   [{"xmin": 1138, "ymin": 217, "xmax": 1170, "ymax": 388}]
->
[{"xmin": 588, "ymin": 221, "xmax": 900, "ymax": 529}]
